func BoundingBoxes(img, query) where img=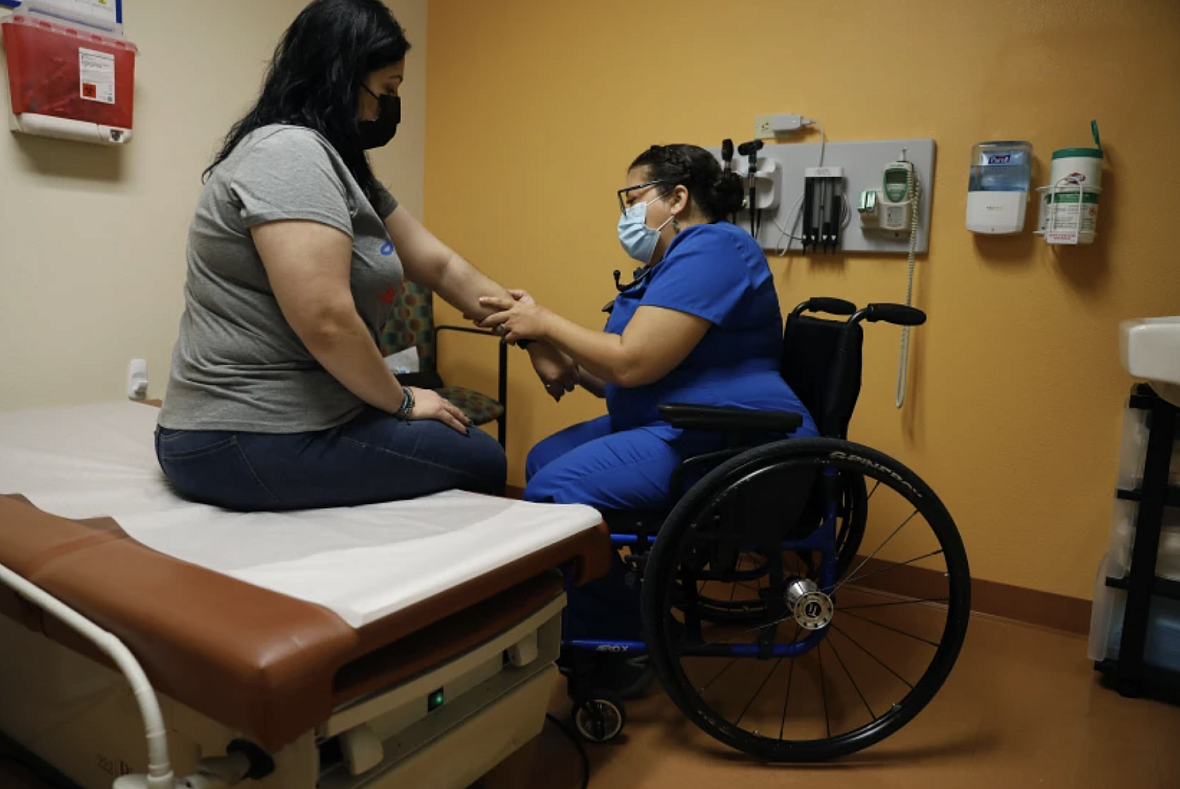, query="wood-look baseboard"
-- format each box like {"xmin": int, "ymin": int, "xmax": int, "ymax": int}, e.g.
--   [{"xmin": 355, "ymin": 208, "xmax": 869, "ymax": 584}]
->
[
  {"xmin": 975, "ymin": 578, "xmax": 1092, "ymax": 636},
  {"xmin": 849, "ymin": 556, "xmax": 1092, "ymax": 636}
]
